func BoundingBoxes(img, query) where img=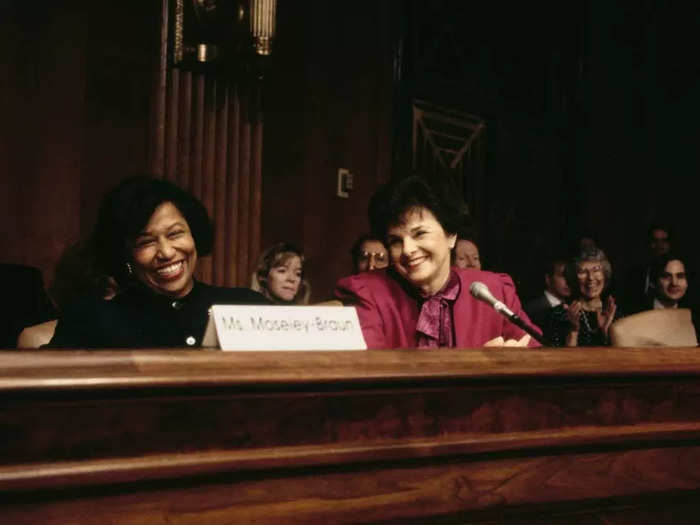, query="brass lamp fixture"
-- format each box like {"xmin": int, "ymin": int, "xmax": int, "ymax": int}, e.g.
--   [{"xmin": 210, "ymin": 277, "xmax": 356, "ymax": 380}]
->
[
  {"xmin": 250, "ymin": 0, "xmax": 276, "ymax": 56},
  {"xmin": 170, "ymin": 0, "xmax": 277, "ymax": 72}
]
